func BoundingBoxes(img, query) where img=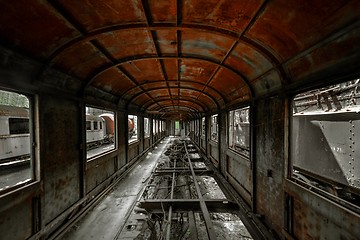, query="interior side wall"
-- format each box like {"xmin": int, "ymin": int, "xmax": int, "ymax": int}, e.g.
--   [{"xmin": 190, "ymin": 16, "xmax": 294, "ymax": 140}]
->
[
  {"xmin": 0, "ymin": 47, "xmax": 166, "ymax": 239},
  {"xmin": 253, "ymin": 97, "xmax": 286, "ymax": 235}
]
